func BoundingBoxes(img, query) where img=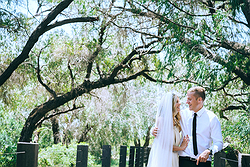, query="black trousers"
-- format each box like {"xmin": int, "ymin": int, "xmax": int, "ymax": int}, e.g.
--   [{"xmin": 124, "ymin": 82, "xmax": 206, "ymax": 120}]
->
[{"xmin": 179, "ymin": 156, "xmax": 211, "ymax": 167}]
